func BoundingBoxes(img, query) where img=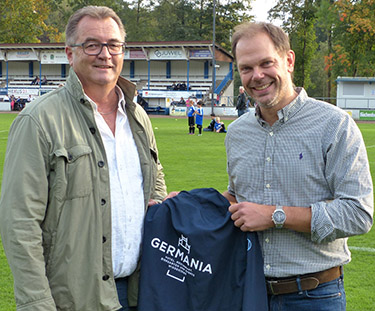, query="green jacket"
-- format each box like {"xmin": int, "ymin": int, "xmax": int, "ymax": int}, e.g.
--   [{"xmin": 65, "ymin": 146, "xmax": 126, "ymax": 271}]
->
[{"xmin": 0, "ymin": 70, "xmax": 167, "ymax": 311}]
